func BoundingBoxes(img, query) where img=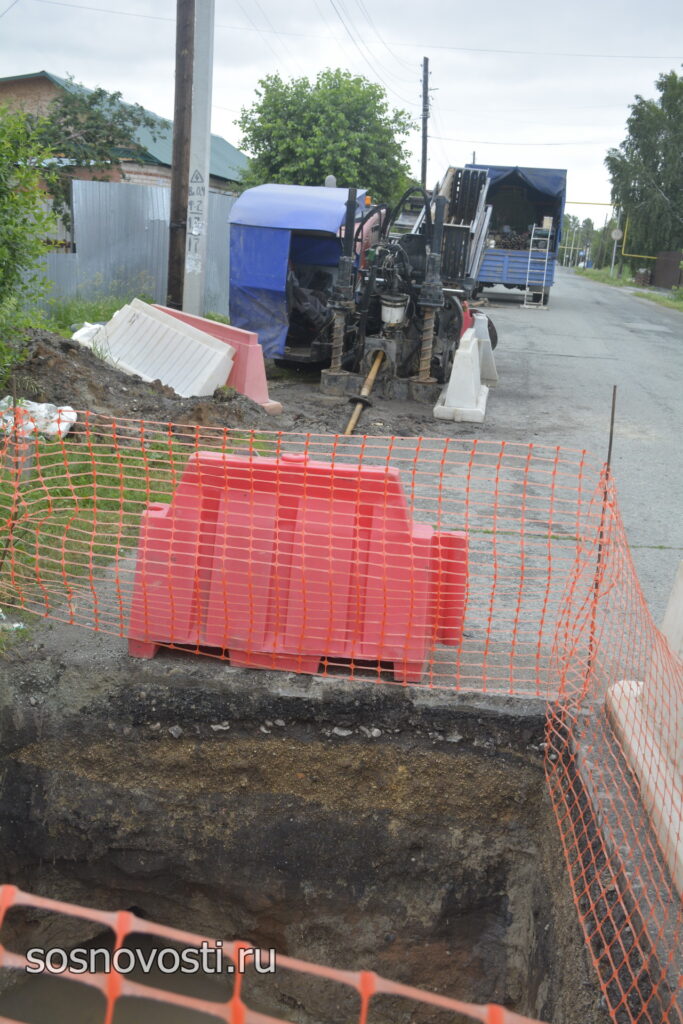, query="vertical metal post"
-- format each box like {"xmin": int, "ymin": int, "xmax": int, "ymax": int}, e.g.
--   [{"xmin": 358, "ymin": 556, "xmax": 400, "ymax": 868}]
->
[
  {"xmin": 417, "ymin": 195, "xmax": 446, "ymax": 381},
  {"xmin": 183, "ymin": 0, "xmax": 215, "ymax": 315},
  {"xmin": 330, "ymin": 188, "xmax": 357, "ymax": 372},
  {"xmin": 167, "ymin": 0, "xmax": 195, "ymax": 309},
  {"xmin": 420, "ymin": 57, "xmax": 429, "ymax": 189}
]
